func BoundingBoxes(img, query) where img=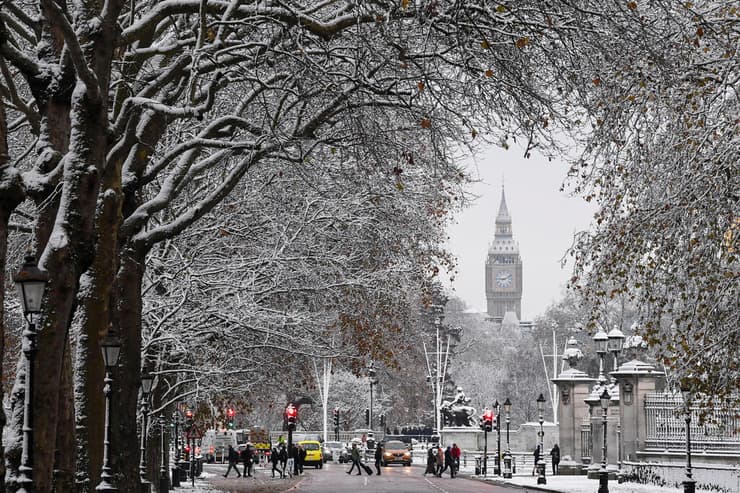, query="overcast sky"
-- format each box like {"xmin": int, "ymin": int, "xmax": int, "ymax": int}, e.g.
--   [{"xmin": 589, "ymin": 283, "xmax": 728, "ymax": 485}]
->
[{"xmin": 444, "ymin": 143, "xmax": 596, "ymax": 321}]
